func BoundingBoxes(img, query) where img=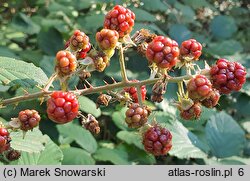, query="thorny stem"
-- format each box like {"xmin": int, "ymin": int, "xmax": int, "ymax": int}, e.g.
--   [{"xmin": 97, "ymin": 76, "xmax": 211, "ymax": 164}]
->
[
  {"xmin": 0, "ymin": 69, "xmax": 210, "ymax": 107},
  {"xmin": 1, "ymin": 91, "xmax": 51, "ymax": 107},
  {"xmin": 118, "ymin": 44, "xmax": 128, "ymax": 82},
  {"xmin": 108, "ymin": 91, "xmax": 129, "ymax": 103},
  {"xmin": 43, "ymin": 72, "xmax": 58, "ymax": 91}
]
